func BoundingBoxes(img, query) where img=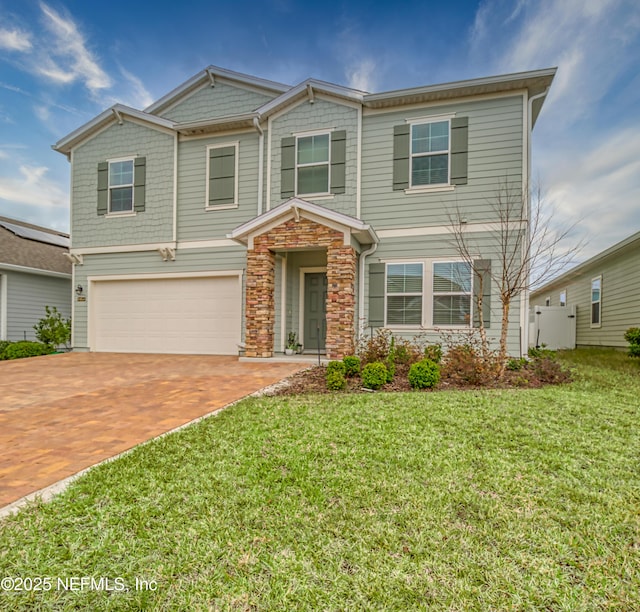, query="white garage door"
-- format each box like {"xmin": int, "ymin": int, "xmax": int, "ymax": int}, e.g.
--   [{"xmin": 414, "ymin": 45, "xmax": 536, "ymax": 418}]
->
[{"xmin": 90, "ymin": 275, "xmax": 242, "ymax": 355}]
